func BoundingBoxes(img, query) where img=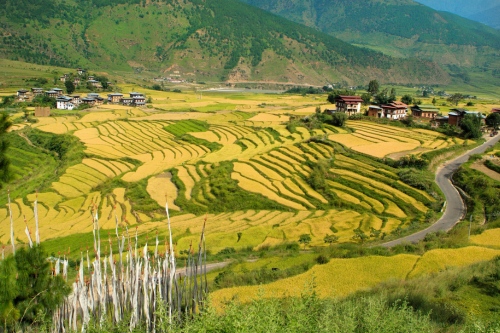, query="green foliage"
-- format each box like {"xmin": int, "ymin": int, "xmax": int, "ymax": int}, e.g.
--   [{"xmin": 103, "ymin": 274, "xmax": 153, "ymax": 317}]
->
[
  {"xmin": 460, "ymin": 113, "xmax": 482, "ymax": 139},
  {"xmin": 307, "ymin": 159, "xmax": 331, "ymax": 191},
  {"xmin": 331, "ymin": 112, "xmax": 347, "ymax": 127},
  {"xmin": 284, "ymin": 86, "xmax": 325, "ymax": 94},
  {"xmin": 360, "ymin": 93, "xmax": 371, "ymax": 105},
  {"xmin": 124, "ymin": 178, "xmax": 162, "ymax": 213},
  {"xmin": 179, "ymin": 134, "xmax": 222, "ymax": 152},
  {"xmin": 323, "ymin": 234, "xmax": 339, "ymax": 245},
  {"xmin": 374, "ymin": 88, "xmax": 396, "ymax": 105},
  {"xmin": 484, "ymin": 160, "xmax": 500, "ymax": 174},
  {"xmin": 367, "ymin": 79, "xmax": 379, "ymax": 95},
  {"xmin": 64, "ymin": 80, "xmax": 75, "ymax": 94},
  {"xmin": 398, "ymin": 168, "xmax": 436, "ymax": 193},
  {"xmin": 401, "ymin": 94, "xmax": 413, "ymax": 105},
  {"xmin": 0, "ymin": 95, "xmax": 16, "ymax": 108},
  {"xmin": 298, "ymin": 234, "xmax": 311, "ymax": 247},
  {"xmin": 327, "ymin": 89, "xmax": 356, "ymax": 104},
  {"xmin": 447, "ymin": 93, "xmax": 464, "ymax": 106},
  {"xmin": 0, "ymin": 113, "xmax": 12, "ymax": 185},
  {"xmin": 486, "ymin": 113, "xmax": 500, "ymax": 129},
  {"xmin": 31, "ymin": 95, "xmax": 56, "ymax": 108},
  {"xmin": 0, "ymin": 246, "xmax": 70, "ymax": 329}
]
